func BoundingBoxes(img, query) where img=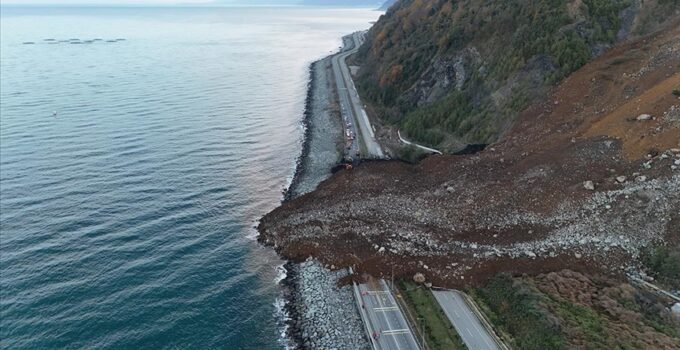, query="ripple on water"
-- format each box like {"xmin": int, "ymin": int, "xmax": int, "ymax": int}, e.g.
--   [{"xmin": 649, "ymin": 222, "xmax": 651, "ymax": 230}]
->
[{"xmin": 0, "ymin": 6, "xmax": 379, "ymax": 349}]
